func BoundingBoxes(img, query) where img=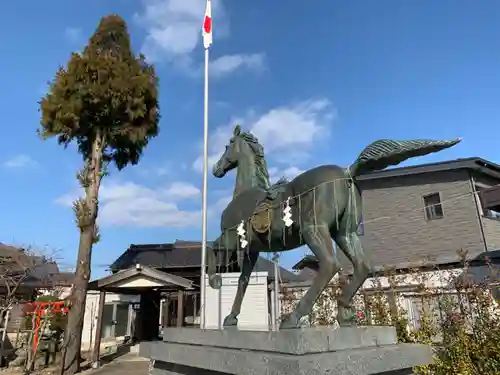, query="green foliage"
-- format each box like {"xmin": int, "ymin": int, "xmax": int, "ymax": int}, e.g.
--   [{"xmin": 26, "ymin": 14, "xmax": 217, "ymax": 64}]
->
[{"xmin": 38, "ymin": 14, "xmax": 160, "ymax": 170}]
